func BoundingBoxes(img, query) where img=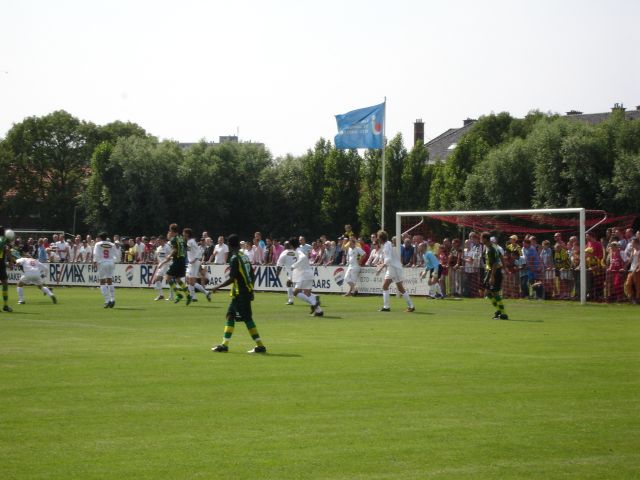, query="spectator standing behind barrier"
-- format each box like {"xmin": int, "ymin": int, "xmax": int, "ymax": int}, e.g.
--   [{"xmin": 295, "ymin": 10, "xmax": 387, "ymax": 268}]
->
[
  {"xmin": 624, "ymin": 238, "xmax": 640, "ymax": 304},
  {"xmin": 401, "ymin": 237, "xmax": 414, "ymax": 267},
  {"xmin": 553, "ymin": 241, "xmax": 572, "ymax": 299},
  {"xmin": 448, "ymin": 238, "xmax": 463, "ymax": 297},
  {"xmin": 212, "ymin": 236, "xmax": 229, "ymax": 264},
  {"xmin": 606, "ymin": 241, "xmax": 625, "ymax": 301}
]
